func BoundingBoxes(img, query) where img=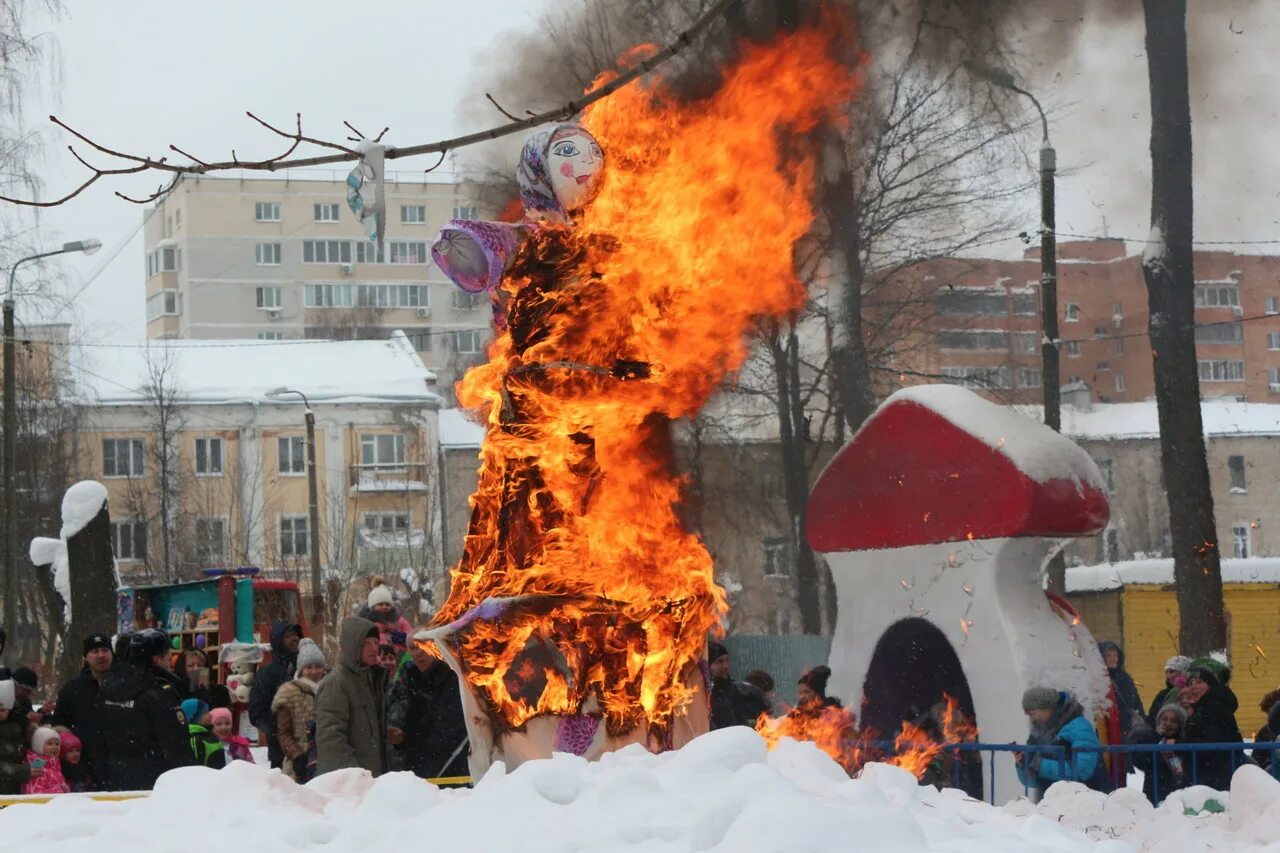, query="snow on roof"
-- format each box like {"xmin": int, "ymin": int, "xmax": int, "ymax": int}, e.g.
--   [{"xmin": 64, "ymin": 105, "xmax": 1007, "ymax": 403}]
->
[
  {"xmin": 1051, "ymin": 400, "xmax": 1280, "ymax": 441},
  {"xmin": 440, "ymin": 408, "xmax": 486, "ymax": 448},
  {"xmin": 73, "ymin": 332, "xmax": 442, "ymax": 407},
  {"xmin": 889, "ymin": 385, "xmax": 1106, "ymax": 489},
  {"xmin": 1067, "ymin": 557, "xmax": 1280, "ymax": 592}
]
